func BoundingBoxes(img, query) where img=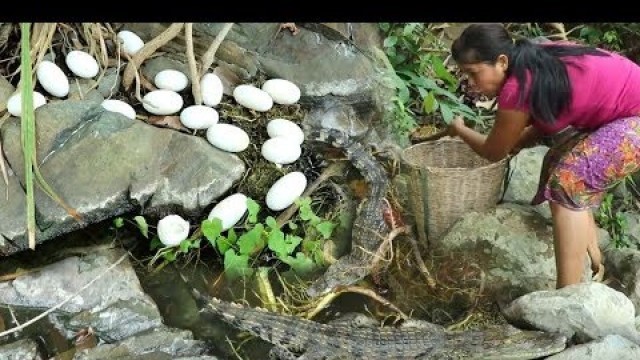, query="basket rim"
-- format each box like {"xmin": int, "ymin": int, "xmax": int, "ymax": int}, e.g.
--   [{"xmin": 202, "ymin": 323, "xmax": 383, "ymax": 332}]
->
[{"xmin": 402, "ymin": 137, "xmax": 510, "ymax": 171}]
